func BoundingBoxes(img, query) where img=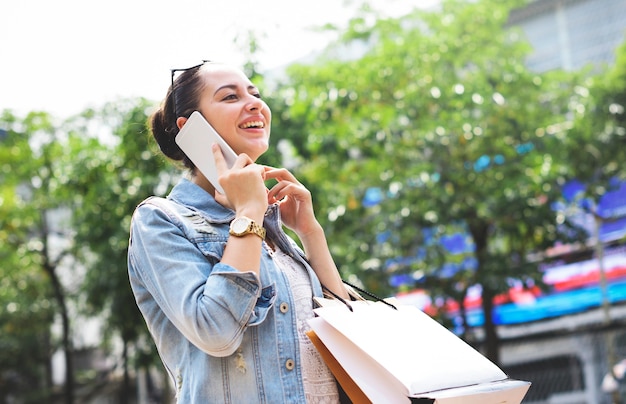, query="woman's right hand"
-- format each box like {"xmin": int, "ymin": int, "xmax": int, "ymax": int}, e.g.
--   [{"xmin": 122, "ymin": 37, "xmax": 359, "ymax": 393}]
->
[
  {"xmin": 212, "ymin": 144, "xmax": 268, "ymax": 217},
  {"xmin": 213, "ymin": 144, "xmax": 266, "ymax": 277}
]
